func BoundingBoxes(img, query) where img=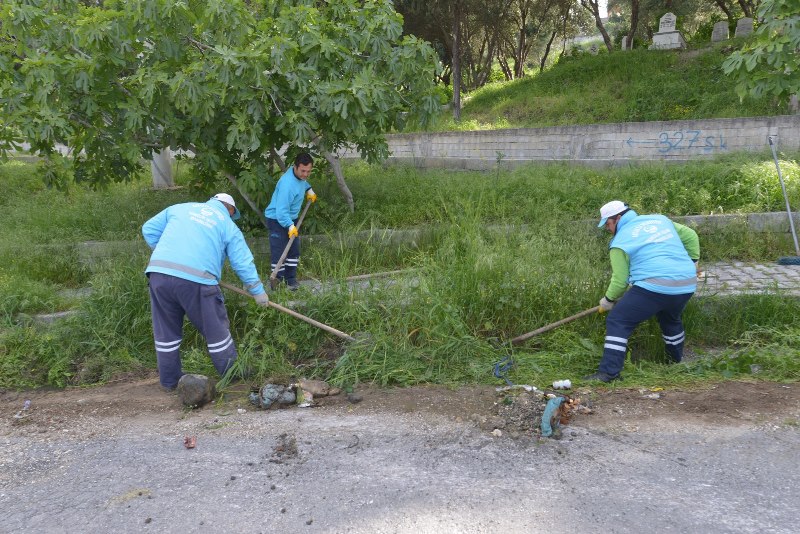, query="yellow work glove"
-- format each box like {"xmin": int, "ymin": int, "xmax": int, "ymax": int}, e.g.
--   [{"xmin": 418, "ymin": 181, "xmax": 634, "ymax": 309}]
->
[
  {"xmin": 288, "ymin": 224, "xmax": 298, "ymax": 238},
  {"xmin": 598, "ymin": 296, "xmax": 616, "ymax": 313},
  {"xmin": 306, "ymin": 188, "xmax": 317, "ymax": 203}
]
